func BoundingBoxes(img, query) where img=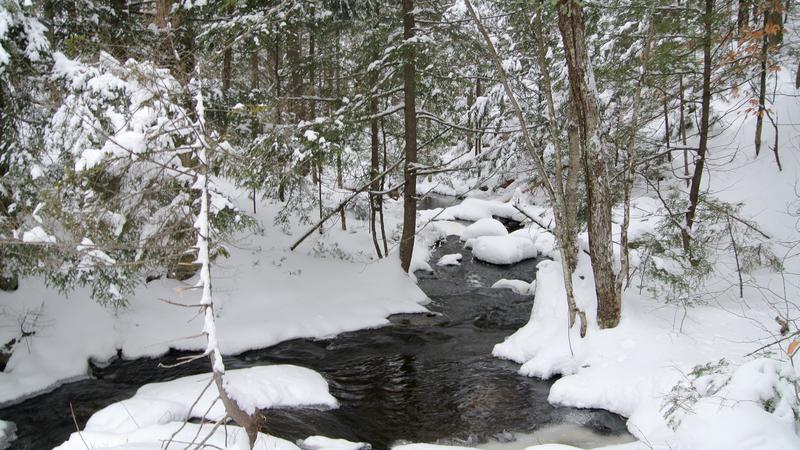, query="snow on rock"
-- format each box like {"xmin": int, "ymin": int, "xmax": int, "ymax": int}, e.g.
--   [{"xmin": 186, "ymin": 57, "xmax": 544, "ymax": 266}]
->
[
  {"xmin": 299, "ymin": 436, "xmax": 371, "ymax": 450},
  {"xmin": 460, "ymin": 218, "xmax": 508, "ymax": 241},
  {"xmin": 55, "ymin": 421, "xmax": 300, "ymax": 450},
  {"xmin": 0, "ymin": 420, "xmax": 16, "ymax": 450},
  {"xmin": 437, "ymin": 253, "xmax": 463, "ymax": 266},
  {"xmin": 86, "ymin": 365, "xmax": 338, "ymax": 433},
  {"xmin": 431, "ymin": 220, "xmax": 466, "ymax": 237},
  {"xmin": 491, "ymin": 279, "xmax": 533, "ymax": 295},
  {"xmin": 471, "ymin": 236, "xmax": 538, "ymax": 265}
]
